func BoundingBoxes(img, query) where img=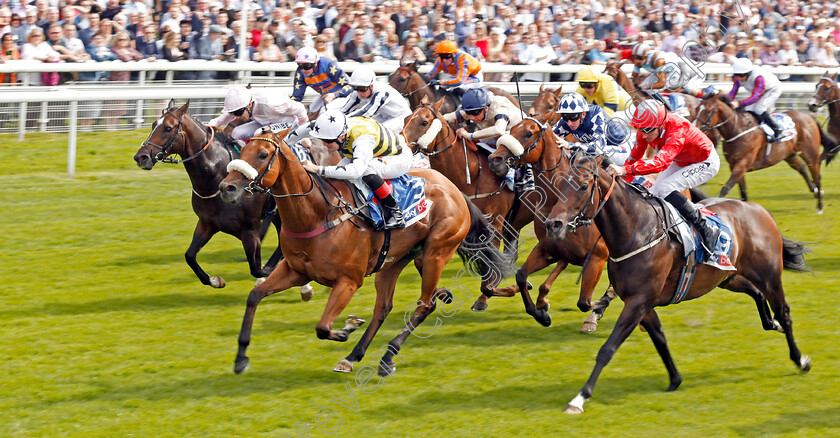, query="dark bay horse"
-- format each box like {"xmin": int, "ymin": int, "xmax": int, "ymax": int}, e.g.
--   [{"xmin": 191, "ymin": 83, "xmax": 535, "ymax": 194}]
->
[
  {"xmin": 389, "ymin": 61, "xmax": 521, "ymax": 113},
  {"xmin": 218, "ymin": 132, "xmax": 512, "ymax": 376},
  {"xmin": 401, "ymin": 96, "xmax": 532, "ymax": 311},
  {"xmin": 487, "ymin": 118, "xmax": 614, "ymax": 332},
  {"xmin": 544, "ymin": 150, "xmax": 811, "ymax": 414},
  {"xmin": 133, "ymin": 100, "xmax": 286, "ymax": 290},
  {"xmin": 807, "ymin": 73, "xmax": 840, "ymax": 163},
  {"xmin": 695, "ymin": 91, "xmax": 836, "ymax": 213}
]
